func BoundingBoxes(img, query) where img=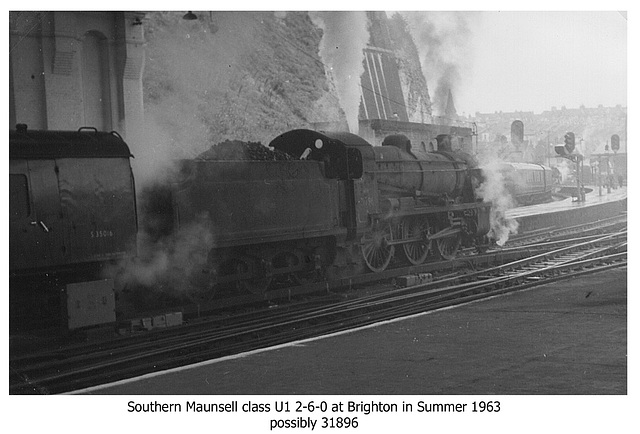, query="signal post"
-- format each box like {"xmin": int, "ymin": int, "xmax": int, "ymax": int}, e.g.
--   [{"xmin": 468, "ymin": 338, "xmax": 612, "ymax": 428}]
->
[
  {"xmin": 591, "ymin": 134, "xmax": 622, "ymax": 196},
  {"xmin": 555, "ymin": 131, "xmax": 586, "ymax": 202}
]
